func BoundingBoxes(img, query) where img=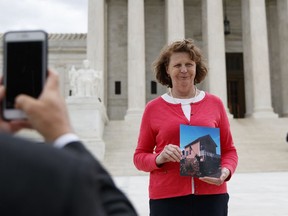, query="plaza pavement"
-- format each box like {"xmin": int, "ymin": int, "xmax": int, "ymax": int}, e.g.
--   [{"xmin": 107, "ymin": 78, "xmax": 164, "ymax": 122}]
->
[
  {"xmin": 114, "ymin": 172, "xmax": 288, "ymax": 216},
  {"xmin": 103, "ymin": 117, "xmax": 288, "ymax": 216}
]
